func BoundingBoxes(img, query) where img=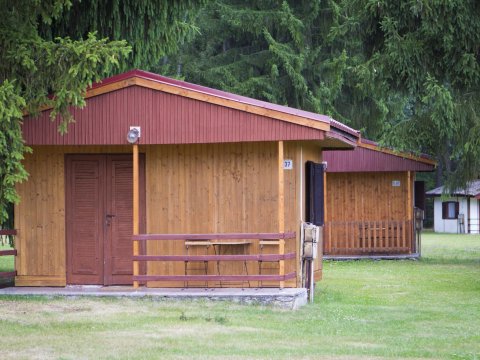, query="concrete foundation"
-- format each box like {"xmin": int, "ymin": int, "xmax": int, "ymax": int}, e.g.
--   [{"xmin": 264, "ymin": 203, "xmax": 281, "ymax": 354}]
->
[
  {"xmin": 324, "ymin": 253, "xmax": 419, "ymax": 261},
  {"xmin": 0, "ymin": 286, "xmax": 308, "ymax": 310}
]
